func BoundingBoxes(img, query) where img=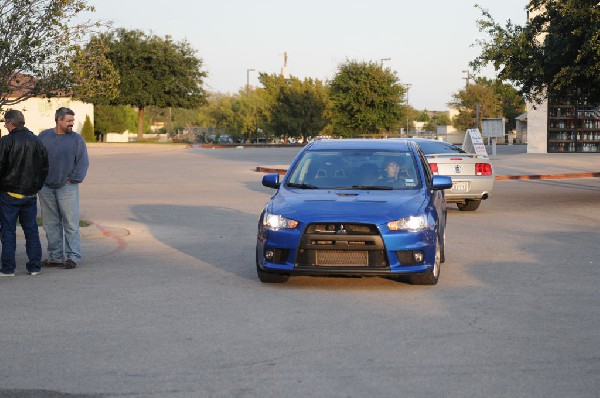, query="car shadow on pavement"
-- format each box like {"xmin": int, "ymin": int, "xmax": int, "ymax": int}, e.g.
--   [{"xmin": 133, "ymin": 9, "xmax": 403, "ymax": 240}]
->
[
  {"xmin": 131, "ymin": 204, "xmax": 259, "ymax": 281},
  {"xmin": 129, "ymin": 204, "xmax": 420, "ymax": 289}
]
